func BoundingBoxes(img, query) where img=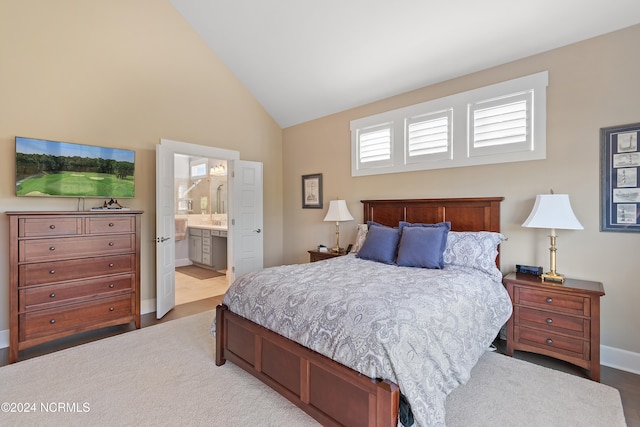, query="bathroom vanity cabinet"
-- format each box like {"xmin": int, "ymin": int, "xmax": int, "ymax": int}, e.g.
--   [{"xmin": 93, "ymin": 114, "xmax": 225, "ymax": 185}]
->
[{"xmin": 188, "ymin": 227, "xmax": 227, "ymax": 270}]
